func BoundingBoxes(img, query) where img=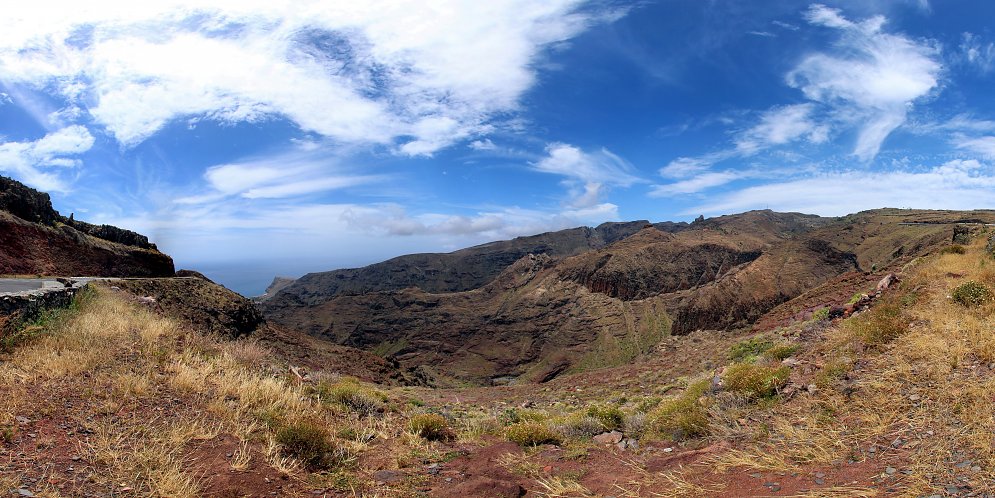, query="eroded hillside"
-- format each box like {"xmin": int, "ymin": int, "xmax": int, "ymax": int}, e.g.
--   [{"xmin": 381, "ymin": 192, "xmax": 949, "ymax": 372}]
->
[{"xmin": 262, "ymin": 209, "xmax": 987, "ymax": 386}]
